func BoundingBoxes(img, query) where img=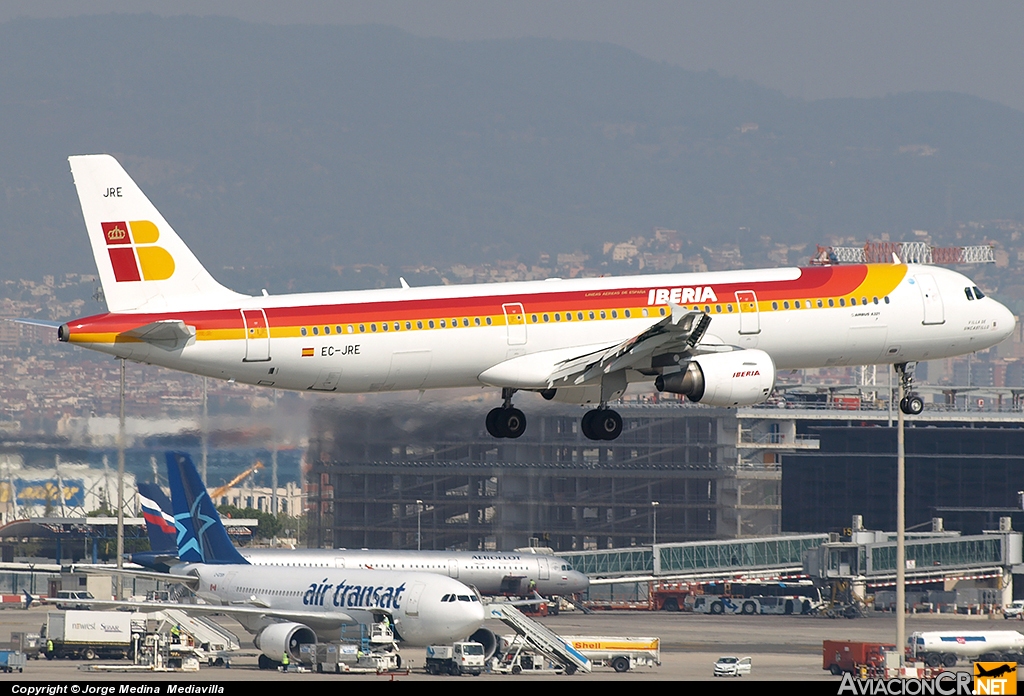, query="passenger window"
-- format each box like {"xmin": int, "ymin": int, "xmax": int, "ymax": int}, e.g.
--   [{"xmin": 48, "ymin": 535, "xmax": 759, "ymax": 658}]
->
[
  {"xmin": 771, "ymin": 302, "xmax": 778, "ymax": 310},
  {"xmin": 382, "ymin": 323, "xmax": 388, "ymax": 331},
  {"xmin": 428, "ymin": 320, "xmax": 435, "ymax": 329},
  {"xmin": 301, "ymin": 327, "xmax": 307, "ymax": 336},
  {"xmin": 817, "ymin": 300, "xmax": 823, "ymax": 308},
  {"xmin": 336, "ymin": 325, "xmax": 342, "ymax": 333},
  {"xmin": 371, "ymin": 324, "xmax": 377, "ymax": 332},
  {"xmin": 611, "ymin": 310, "xmax": 618, "ymax": 318},
  {"xmin": 324, "ymin": 326, "xmax": 331, "ymax": 335},
  {"xmin": 839, "ymin": 298, "xmax": 846, "ymax": 307},
  {"xmin": 312, "ymin": 326, "xmax": 319, "ymax": 335},
  {"xmin": 474, "ymin": 318, "xmax": 480, "ymax": 326},
  {"xmin": 783, "ymin": 301, "xmax": 789, "ymax": 309},
  {"xmin": 359, "ymin": 324, "xmax": 366, "ymax": 333},
  {"xmin": 828, "ymin": 299, "xmax": 834, "ymax": 307},
  {"xmin": 486, "ymin": 317, "xmax": 492, "ymax": 325},
  {"xmin": 600, "ymin": 311, "xmax": 607, "ymax": 319},
  {"xmin": 531, "ymin": 314, "xmax": 538, "ymax": 323},
  {"xmin": 416, "ymin": 321, "xmax": 423, "ymax": 329},
  {"xmin": 543, "ymin": 314, "xmax": 549, "ymax": 322}
]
